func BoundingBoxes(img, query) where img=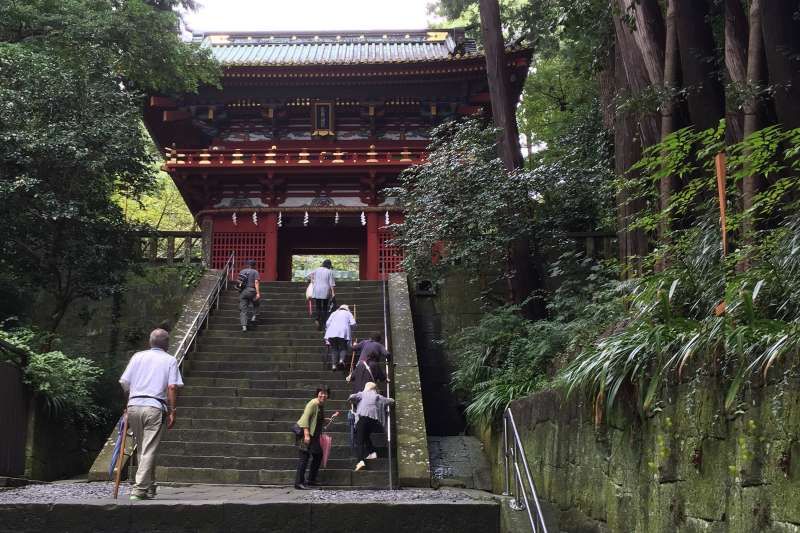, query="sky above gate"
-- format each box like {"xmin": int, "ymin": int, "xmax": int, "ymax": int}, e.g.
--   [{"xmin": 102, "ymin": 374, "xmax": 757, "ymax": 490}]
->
[{"xmin": 183, "ymin": 0, "xmax": 437, "ymax": 33}]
